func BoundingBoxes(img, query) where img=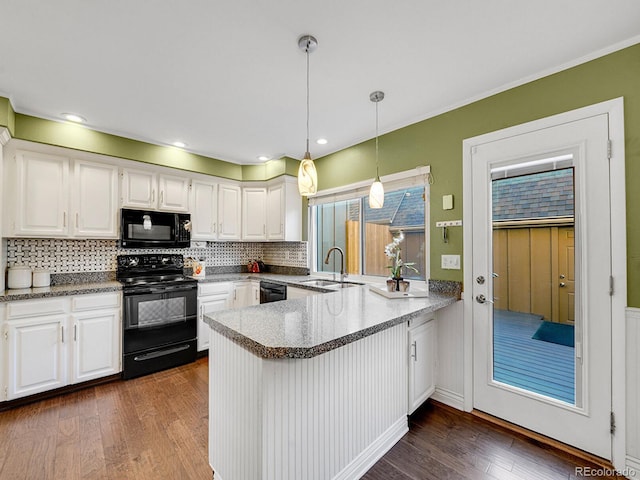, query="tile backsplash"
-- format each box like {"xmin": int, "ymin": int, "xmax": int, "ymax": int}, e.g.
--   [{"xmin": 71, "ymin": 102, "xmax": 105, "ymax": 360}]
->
[{"xmin": 6, "ymin": 238, "xmax": 308, "ymax": 273}]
